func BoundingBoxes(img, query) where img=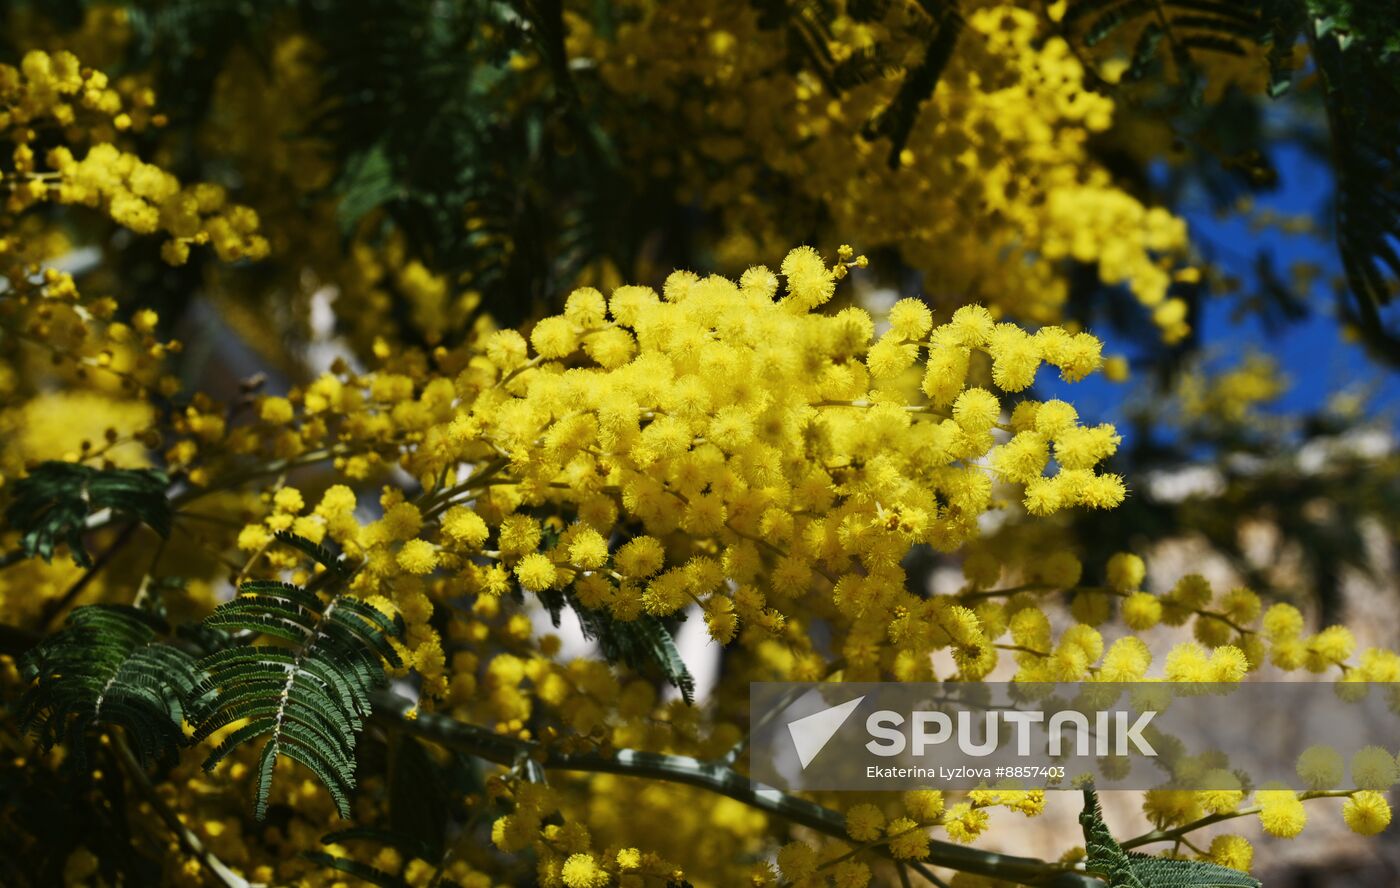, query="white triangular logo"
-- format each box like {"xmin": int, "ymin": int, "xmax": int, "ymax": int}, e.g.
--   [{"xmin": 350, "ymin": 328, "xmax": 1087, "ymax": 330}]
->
[{"xmin": 787, "ymin": 695, "xmax": 865, "ymax": 769}]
